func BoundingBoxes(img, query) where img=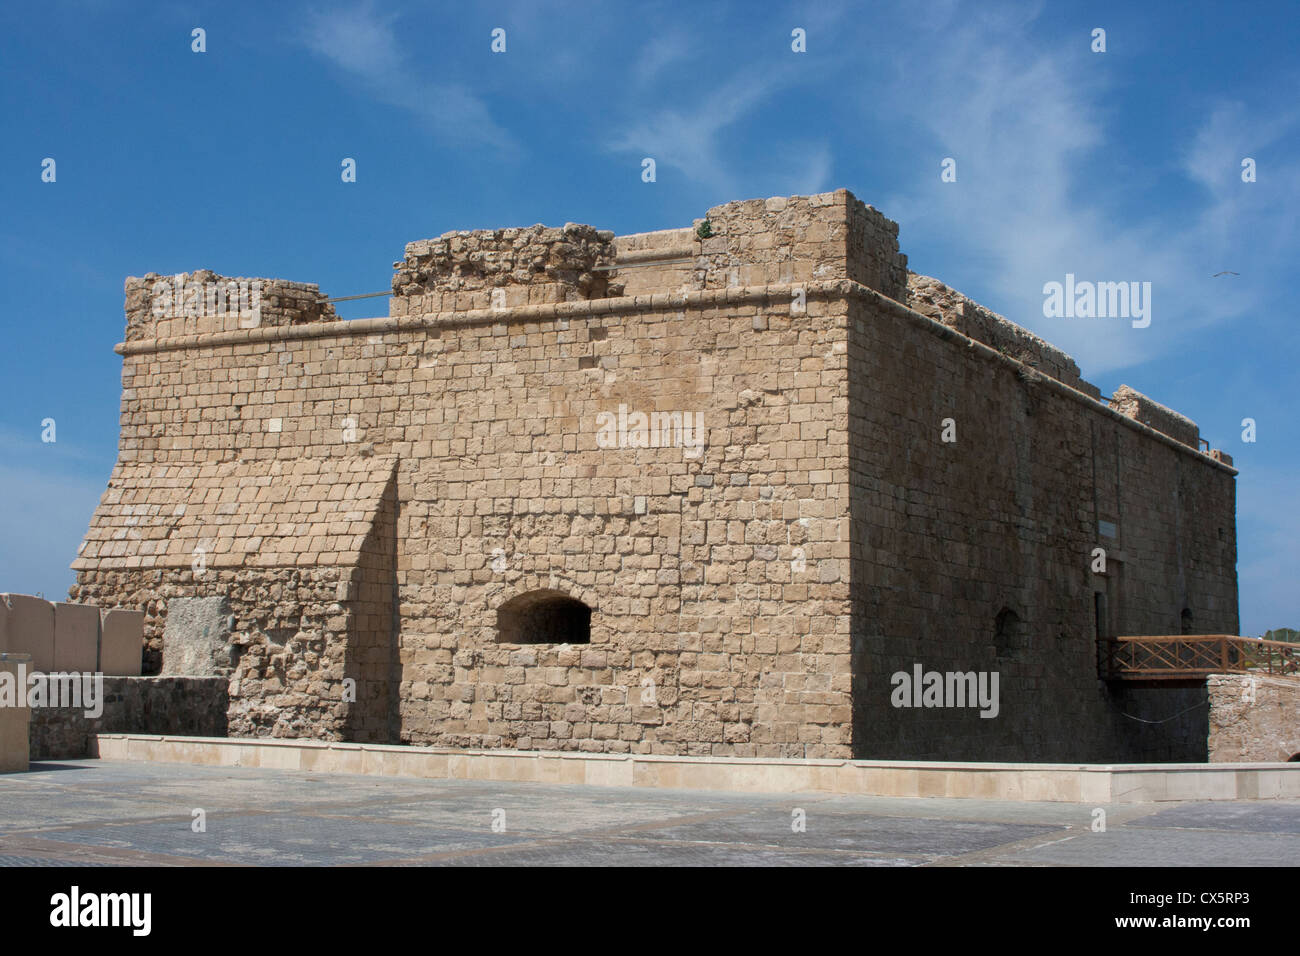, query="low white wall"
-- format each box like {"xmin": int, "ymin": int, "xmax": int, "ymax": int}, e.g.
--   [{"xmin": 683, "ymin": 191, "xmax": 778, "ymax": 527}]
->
[{"xmin": 93, "ymin": 734, "xmax": 1300, "ymax": 803}]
